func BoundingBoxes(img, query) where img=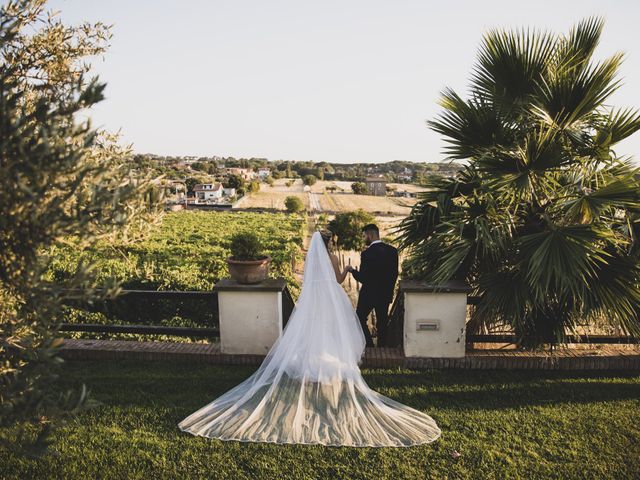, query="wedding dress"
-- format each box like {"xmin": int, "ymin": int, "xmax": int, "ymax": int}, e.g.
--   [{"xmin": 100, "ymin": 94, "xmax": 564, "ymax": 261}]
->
[{"xmin": 178, "ymin": 232, "xmax": 441, "ymax": 447}]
